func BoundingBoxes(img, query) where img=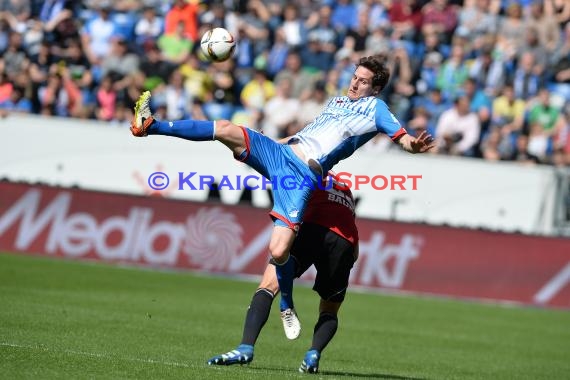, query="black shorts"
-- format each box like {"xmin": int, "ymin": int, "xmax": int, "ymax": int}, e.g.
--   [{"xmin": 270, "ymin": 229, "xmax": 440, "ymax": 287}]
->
[{"xmin": 290, "ymin": 223, "xmax": 356, "ymax": 303}]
